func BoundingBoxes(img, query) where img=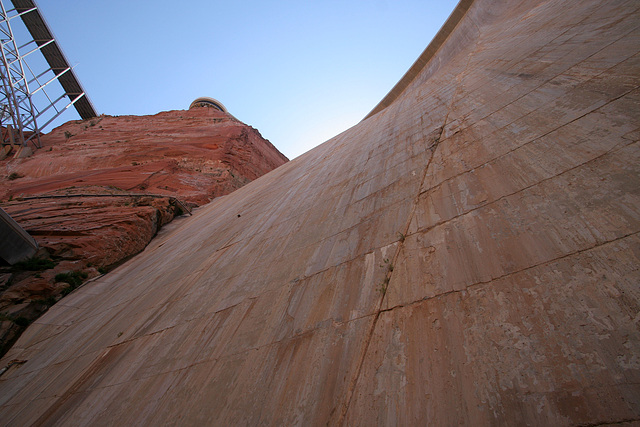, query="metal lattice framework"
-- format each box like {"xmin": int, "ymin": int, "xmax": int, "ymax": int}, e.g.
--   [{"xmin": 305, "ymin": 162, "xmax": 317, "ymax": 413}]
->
[{"xmin": 0, "ymin": 0, "xmax": 96, "ymax": 149}]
